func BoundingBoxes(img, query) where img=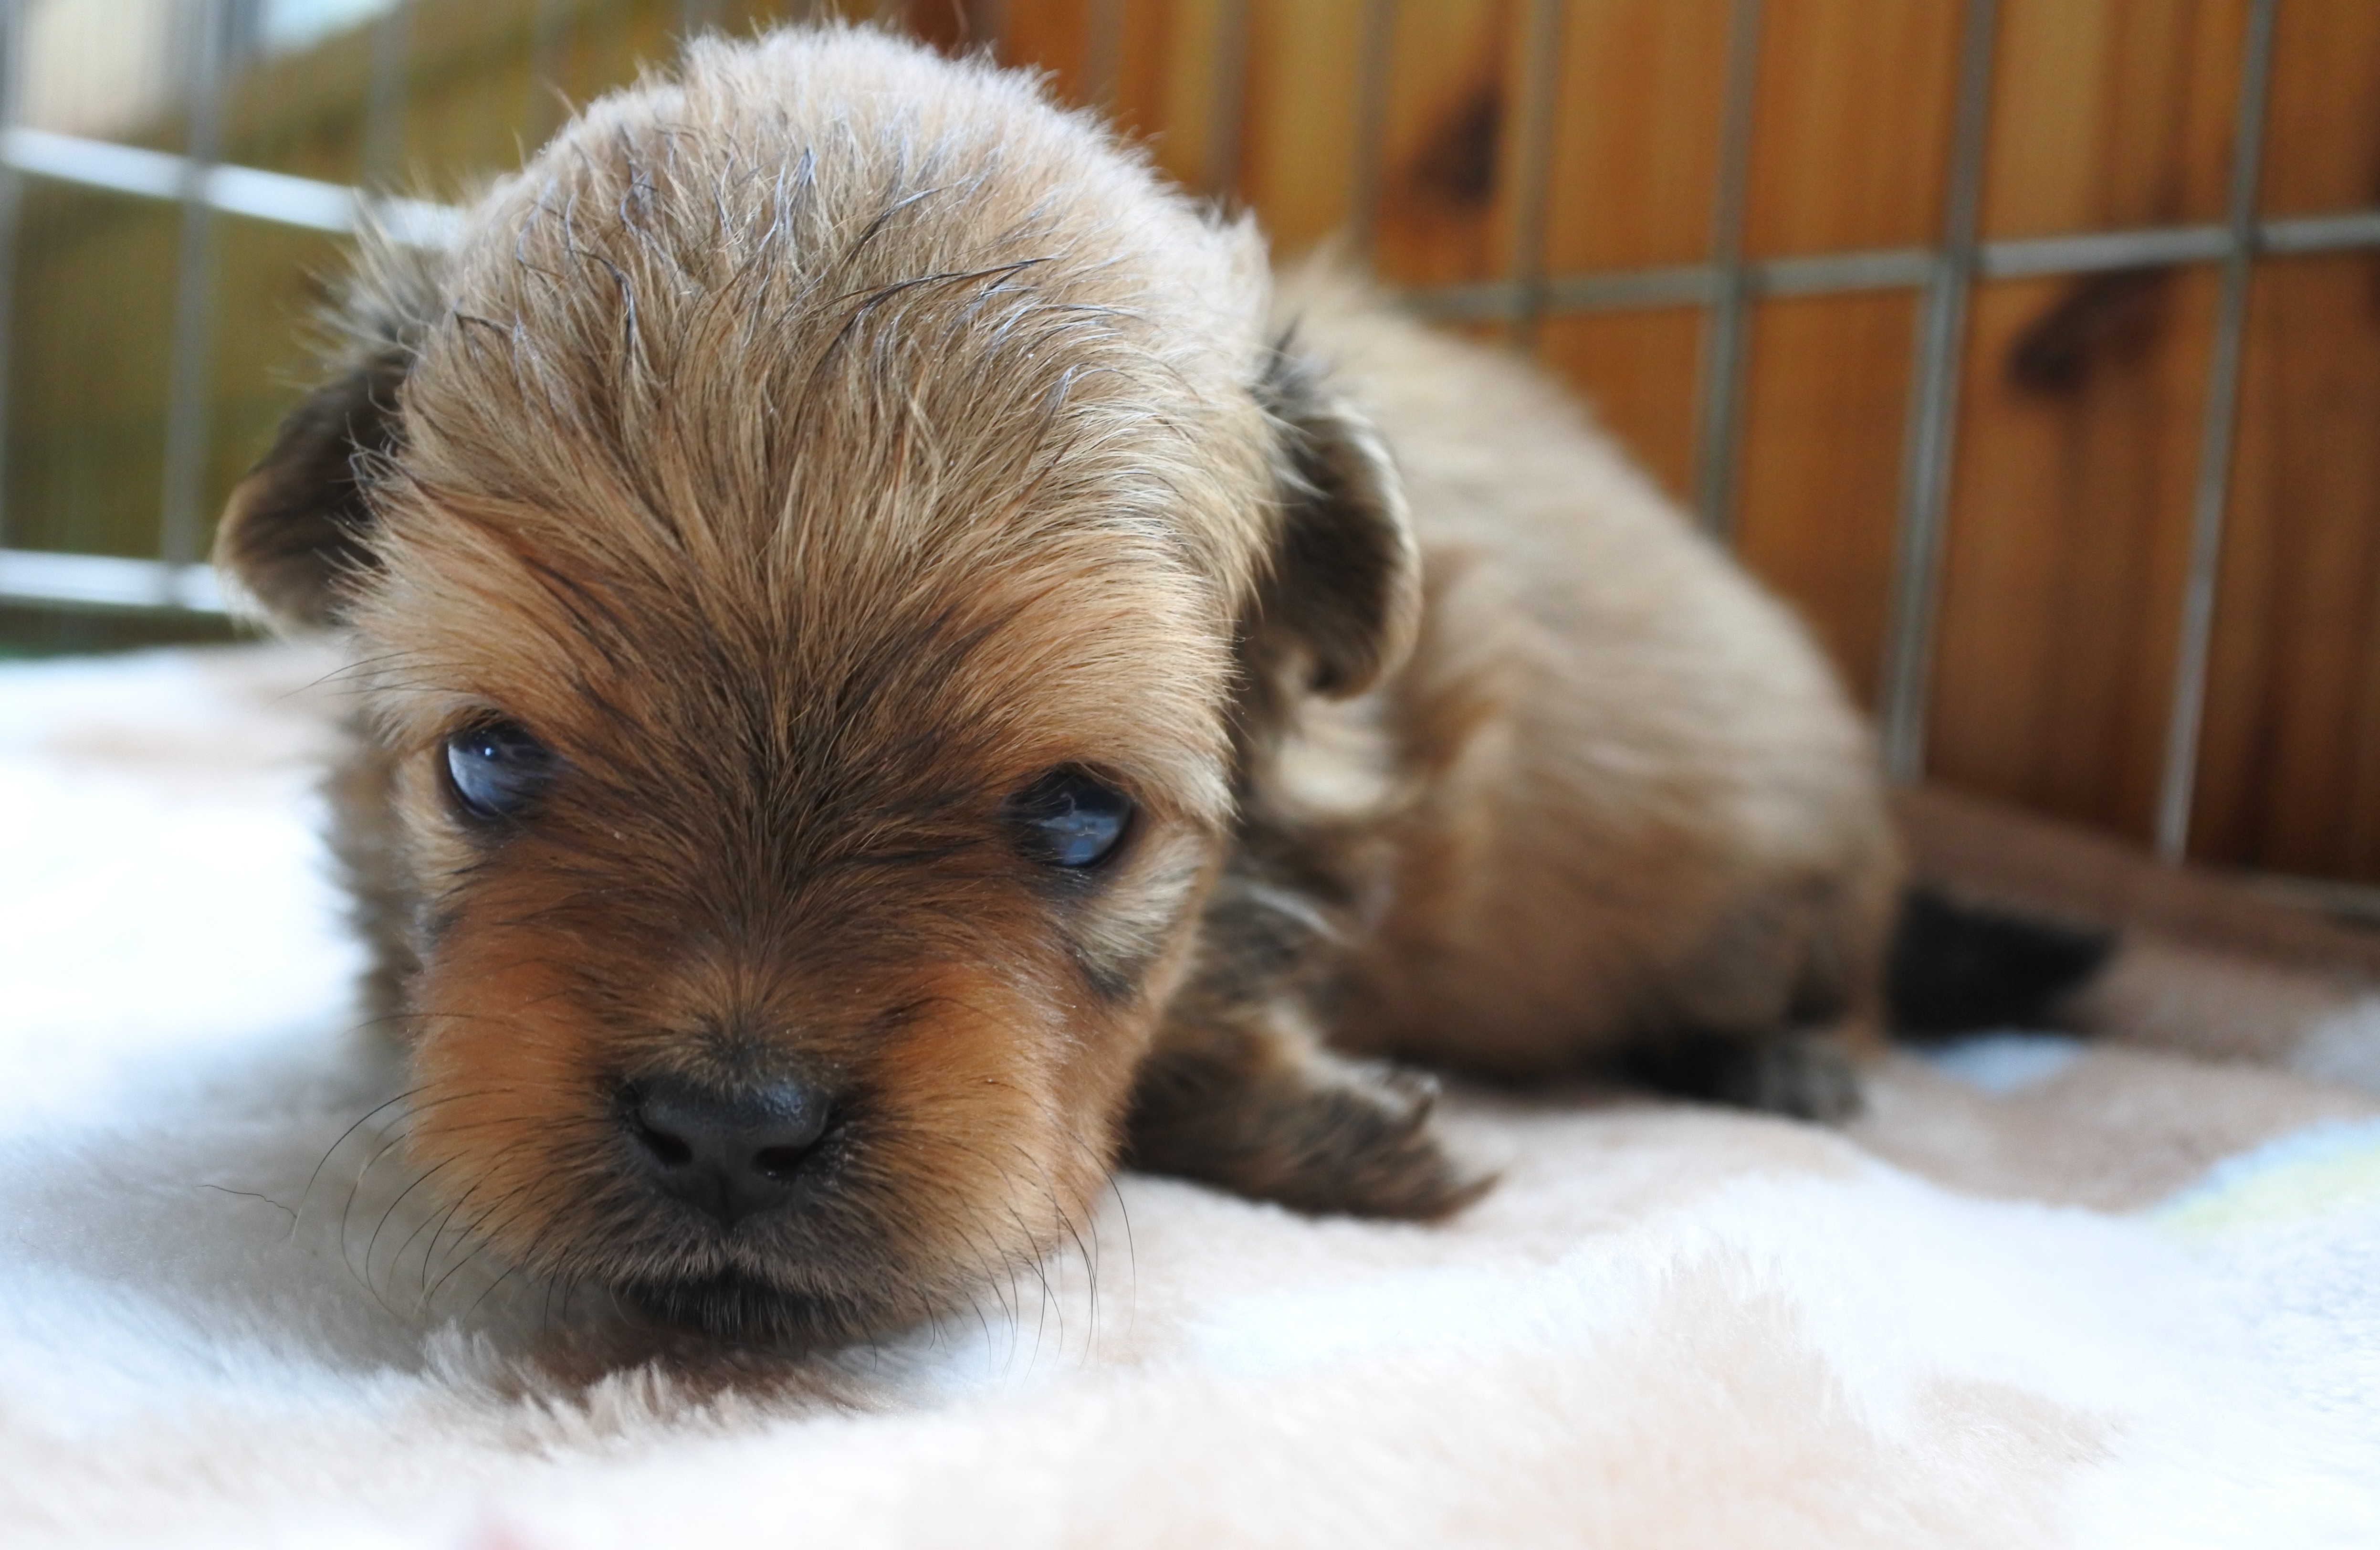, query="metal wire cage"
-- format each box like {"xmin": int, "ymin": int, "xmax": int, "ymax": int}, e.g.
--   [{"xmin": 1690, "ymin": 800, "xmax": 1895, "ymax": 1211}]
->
[{"xmin": 2, "ymin": 0, "xmax": 2377, "ymax": 885}]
